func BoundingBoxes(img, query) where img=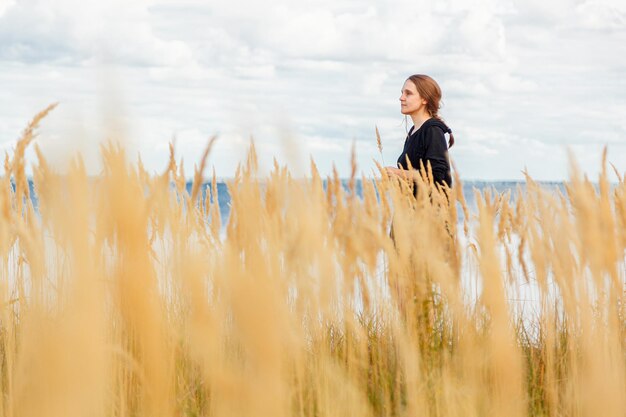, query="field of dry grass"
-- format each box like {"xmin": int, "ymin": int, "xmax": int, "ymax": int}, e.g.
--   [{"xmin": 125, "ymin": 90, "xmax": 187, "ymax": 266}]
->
[{"xmin": 0, "ymin": 106, "xmax": 624, "ymax": 417}]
